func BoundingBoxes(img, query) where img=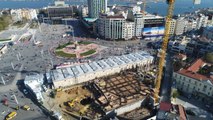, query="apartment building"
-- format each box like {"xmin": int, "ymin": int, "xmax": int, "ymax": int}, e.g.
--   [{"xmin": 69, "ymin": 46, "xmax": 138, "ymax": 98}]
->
[
  {"xmin": 175, "ymin": 17, "xmax": 186, "ymax": 35},
  {"xmin": 168, "ymin": 19, "xmax": 176, "ymax": 35},
  {"xmin": 10, "ymin": 9, "xmax": 37, "ymax": 22},
  {"xmin": 173, "ymin": 59, "xmax": 213, "ymax": 104},
  {"xmin": 124, "ymin": 21, "xmax": 135, "ymax": 40},
  {"xmin": 203, "ymin": 26, "xmax": 213, "ymax": 39},
  {"xmin": 87, "ymin": 0, "xmax": 107, "ymax": 18},
  {"xmin": 98, "ymin": 13, "xmax": 126, "ymax": 40}
]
